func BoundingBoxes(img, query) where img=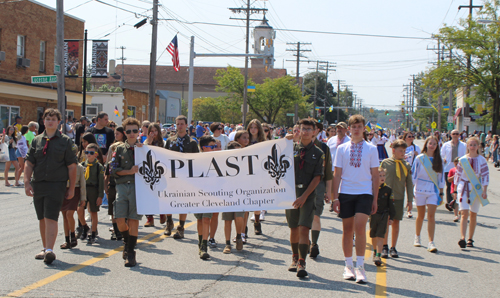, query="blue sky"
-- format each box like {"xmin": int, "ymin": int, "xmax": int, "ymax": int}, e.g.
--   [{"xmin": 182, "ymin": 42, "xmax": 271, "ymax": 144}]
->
[{"xmin": 36, "ymin": 0, "xmax": 476, "ymax": 109}]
